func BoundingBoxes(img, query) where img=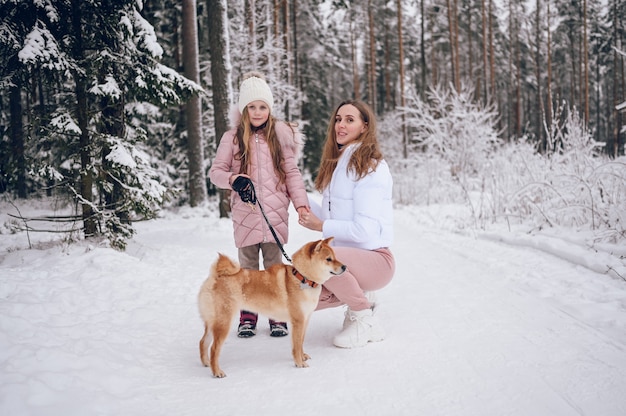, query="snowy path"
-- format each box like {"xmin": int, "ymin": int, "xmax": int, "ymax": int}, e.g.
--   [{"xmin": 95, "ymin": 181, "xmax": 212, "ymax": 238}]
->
[
  {"xmin": 387, "ymin": 212, "xmax": 626, "ymax": 416},
  {"xmin": 1, "ymin": 204, "xmax": 626, "ymax": 416}
]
